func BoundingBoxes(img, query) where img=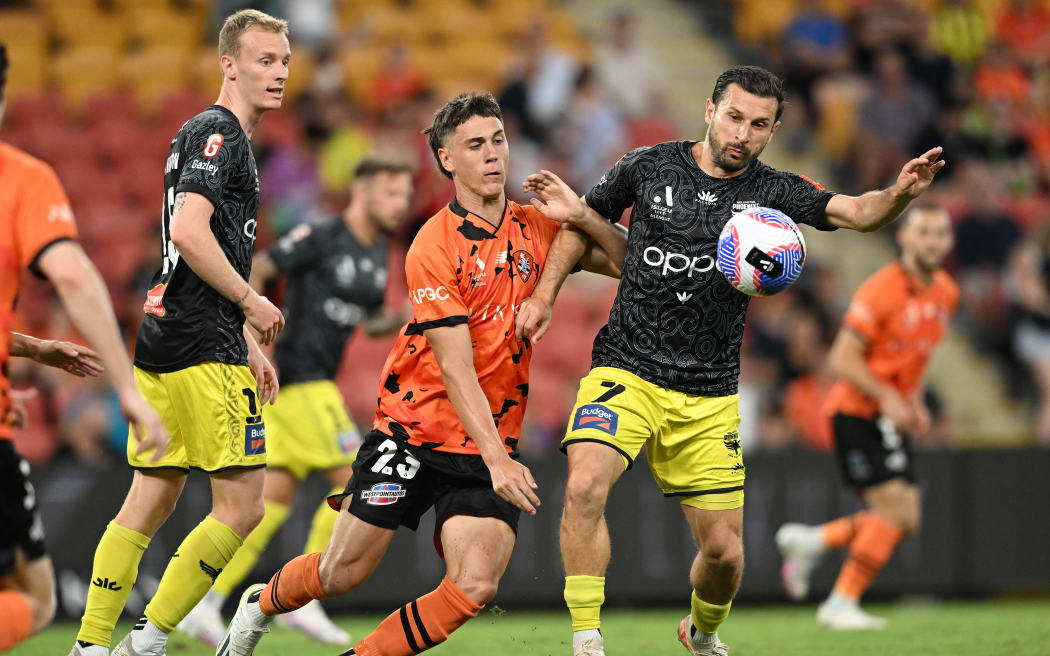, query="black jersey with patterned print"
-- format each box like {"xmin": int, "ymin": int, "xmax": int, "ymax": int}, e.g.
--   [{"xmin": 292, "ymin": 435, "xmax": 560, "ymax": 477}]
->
[
  {"xmin": 135, "ymin": 105, "xmax": 260, "ymax": 373},
  {"xmin": 584, "ymin": 140, "xmax": 837, "ymax": 396},
  {"xmin": 268, "ymin": 217, "xmax": 389, "ymax": 385}
]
